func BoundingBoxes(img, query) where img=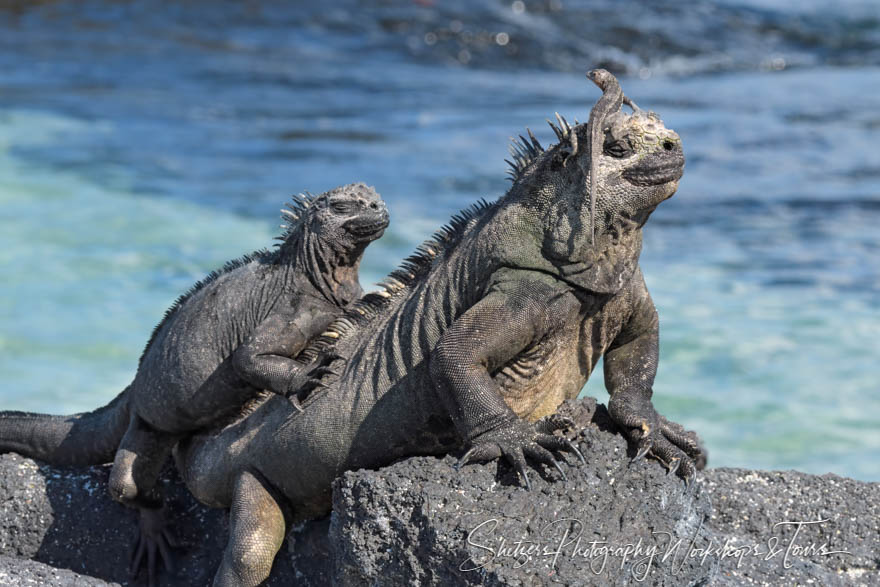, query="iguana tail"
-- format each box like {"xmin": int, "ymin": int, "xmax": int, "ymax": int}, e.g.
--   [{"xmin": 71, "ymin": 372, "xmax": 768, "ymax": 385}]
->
[{"xmin": 0, "ymin": 387, "xmax": 131, "ymax": 465}]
